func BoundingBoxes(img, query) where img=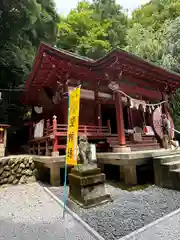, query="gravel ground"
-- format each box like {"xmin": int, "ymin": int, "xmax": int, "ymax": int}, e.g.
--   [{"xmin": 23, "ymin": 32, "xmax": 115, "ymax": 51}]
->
[
  {"xmin": 0, "ymin": 183, "xmax": 97, "ymax": 240},
  {"xmin": 48, "ymin": 184, "xmax": 180, "ymax": 240},
  {"xmin": 129, "ymin": 210, "xmax": 180, "ymax": 240}
]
